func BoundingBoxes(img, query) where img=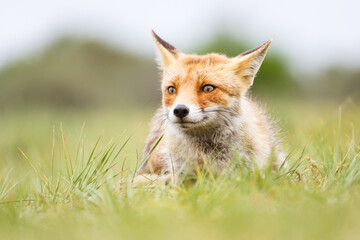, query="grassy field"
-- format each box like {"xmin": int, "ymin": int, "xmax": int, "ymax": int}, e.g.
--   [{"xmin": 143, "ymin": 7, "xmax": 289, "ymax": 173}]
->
[{"xmin": 0, "ymin": 99, "xmax": 360, "ymax": 240}]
